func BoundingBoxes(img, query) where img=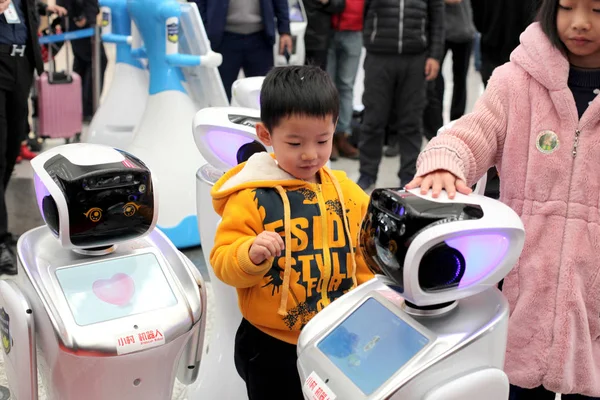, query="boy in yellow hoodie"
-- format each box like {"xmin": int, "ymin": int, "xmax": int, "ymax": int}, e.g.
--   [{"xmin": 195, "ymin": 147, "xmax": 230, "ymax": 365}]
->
[{"xmin": 210, "ymin": 65, "xmax": 374, "ymax": 399}]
